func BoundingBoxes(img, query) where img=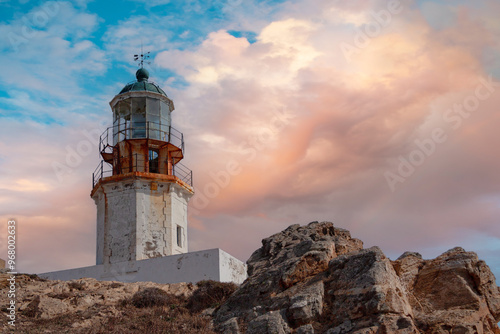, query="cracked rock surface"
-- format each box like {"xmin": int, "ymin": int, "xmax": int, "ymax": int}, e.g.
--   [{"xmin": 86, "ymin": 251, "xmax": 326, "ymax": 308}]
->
[{"xmin": 214, "ymin": 221, "xmax": 500, "ymax": 334}]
